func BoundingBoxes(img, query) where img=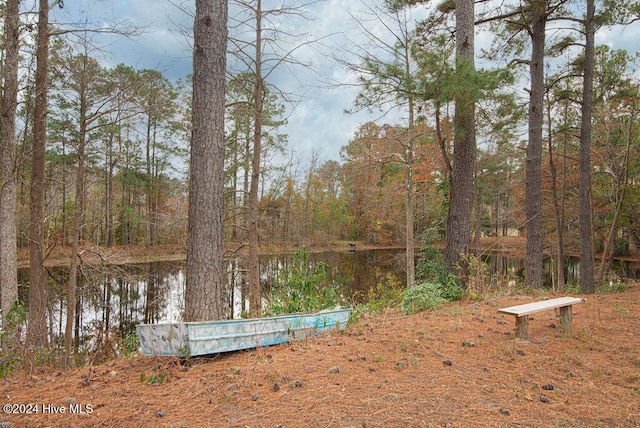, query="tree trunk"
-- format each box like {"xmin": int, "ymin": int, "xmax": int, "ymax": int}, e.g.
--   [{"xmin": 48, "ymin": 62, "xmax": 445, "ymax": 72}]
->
[
  {"xmin": 525, "ymin": 0, "xmax": 546, "ymax": 289},
  {"xmin": 61, "ymin": 141, "xmax": 68, "ymax": 245},
  {"xmin": 404, "ymin": 36, "xmax": 416, "ymax": 289},
  {"xmin": 0, "ymin": 0, "xmax": 20, "ymax": 328},
  {"xmin": 64, "ymin": 134, "xmax": 85, "ymax": 363},
  {"xmin": 303, "ymin": 154, "xmax": 318, "ymax": 238},
  {"xmin": 18, "ymin": 80, "xmax": 34, "ymax": 250},
  {"xmin": 185, "ymin": 0, "xmax": 228, "ymax": 321},
  {"xmin": 579, "ymin": 0, "xmax": 596, "ymax": 293},
  {"xmin": 628, "ymin": 206, "xmax": 640, "ymax": 261},
  {"xmin": 120, "ymin": 175, "xmax": 128, "ymax": 246},
  {"xmin": 546, "ymin": 90, "xmax": 565, "ymax": 290},
  {"xmin": 405, "ymin": 101, "xmax": 415, "ymax": 289},
  {"xmin": 105, "ymin": 132, "xmax": 115, "ymax": 247},
  {"xmin": 597, "ymin": 106, "xmax": 633, "ymax": 281},
  {"xmin": 146, "ymin": 118, "xmax": 158, "ymax": 245},
  {"xmin": 474, "ymin": 186, "xmax": 481, "ymax": 251},
  {"xmin": 27, "ymin": 0, "xmax": 50, "ymax": 347},
  {"xmin": 248, "ymin": 0, "xmax": 264, "ymax": 315},
  {"xmin": 445, "ymin": 0, "xmax": 476, "ymax": 280},
  {"xmin": 64, "ymin": 67, "xmax": 89, "ymax": 363},
  {"xmin": 435, "ymin": 105, "xmax": 452, "ymax": 179},
  {"xmin": 231, "ymin": 128, "xmax": 239, "ymax": 241}
]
